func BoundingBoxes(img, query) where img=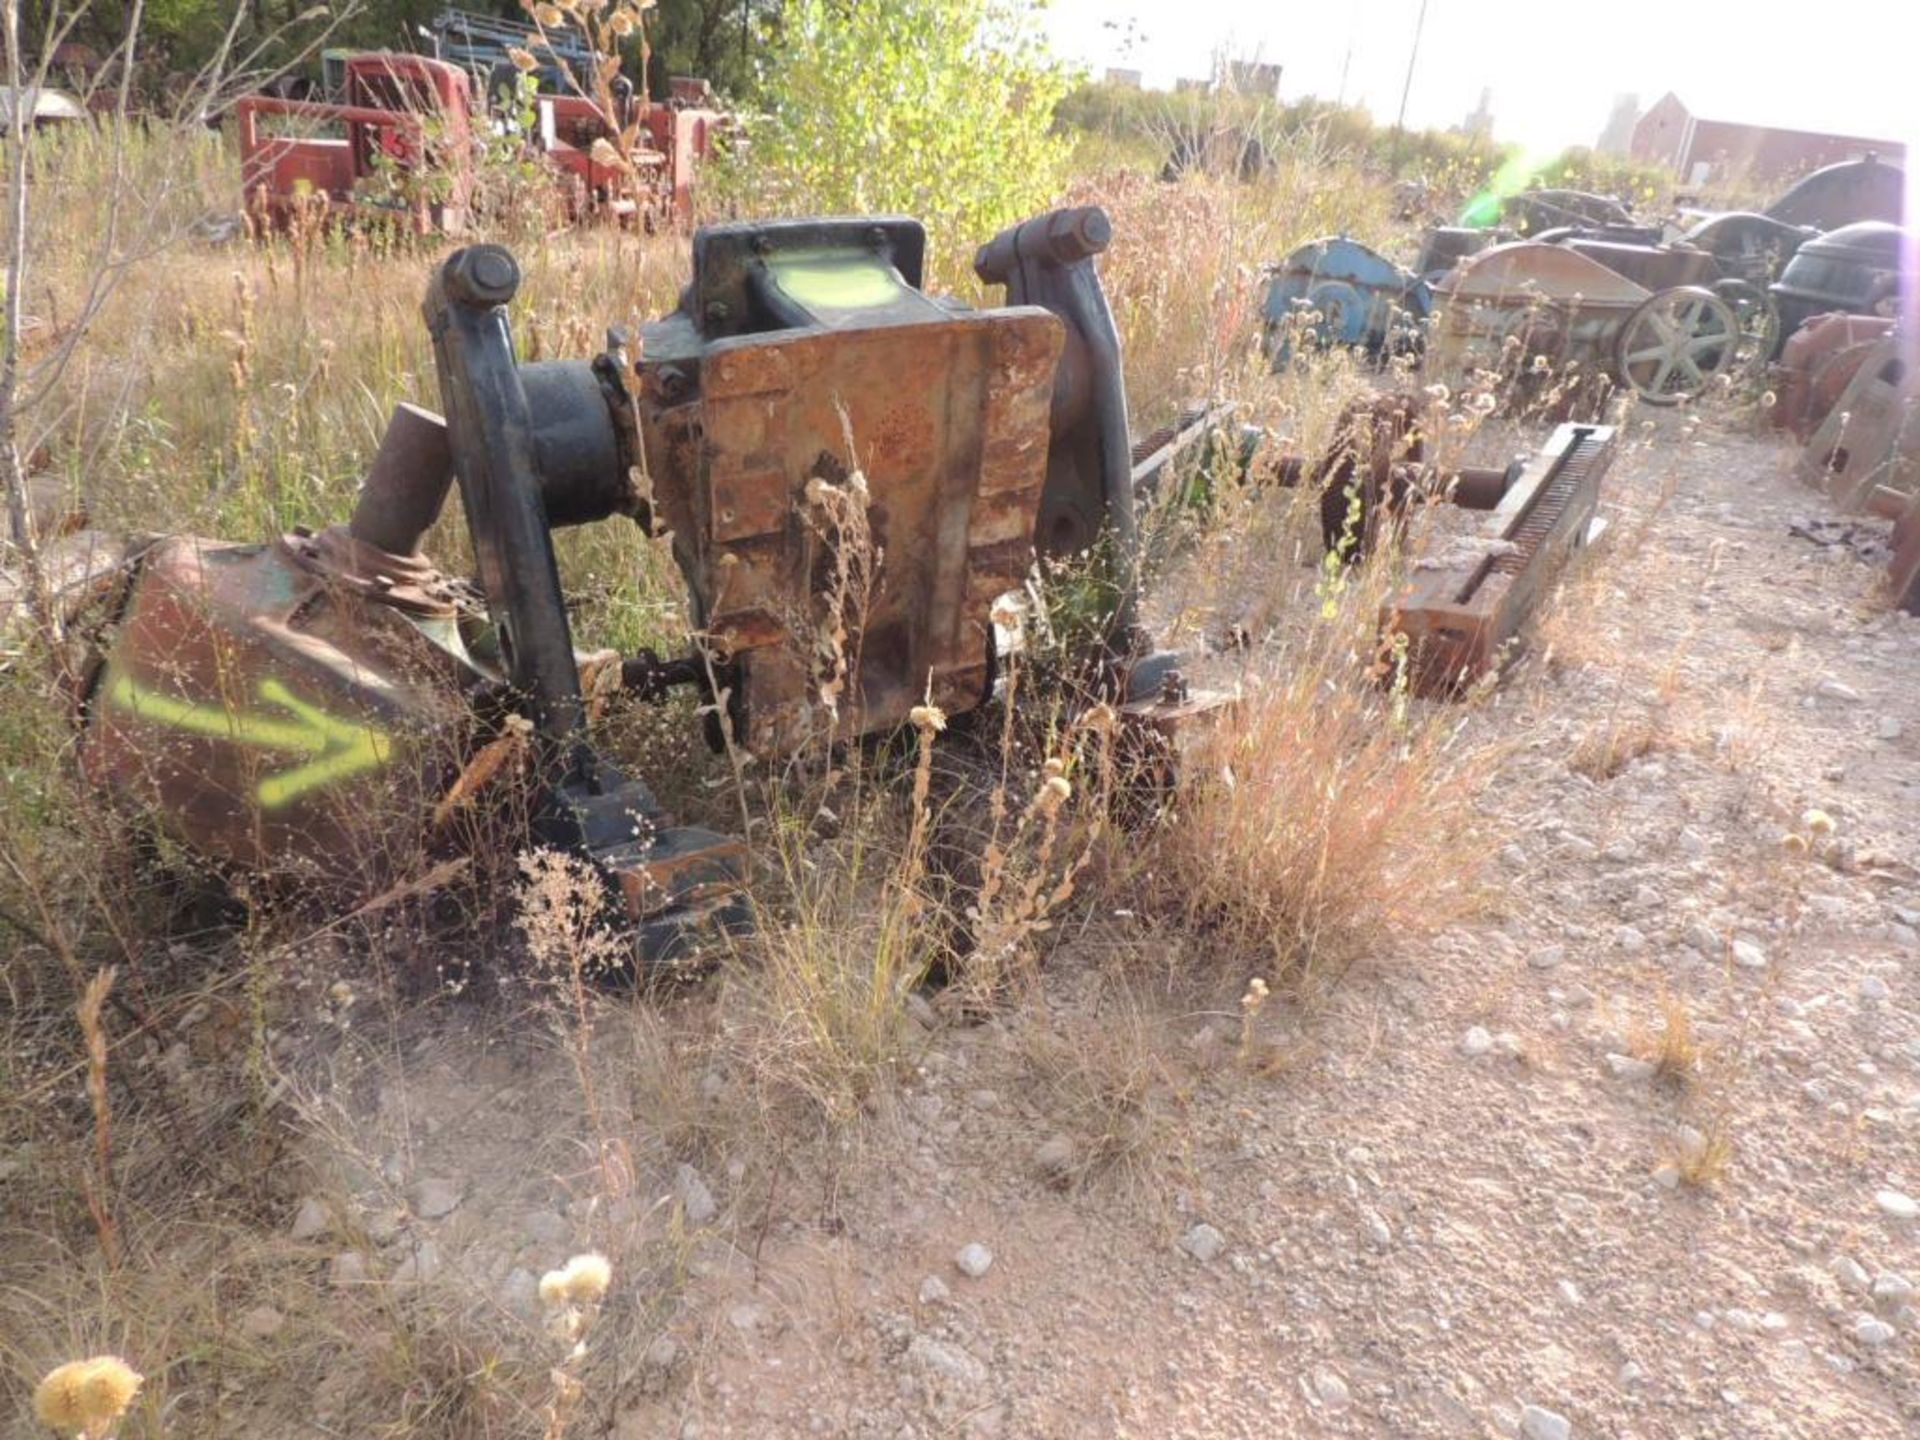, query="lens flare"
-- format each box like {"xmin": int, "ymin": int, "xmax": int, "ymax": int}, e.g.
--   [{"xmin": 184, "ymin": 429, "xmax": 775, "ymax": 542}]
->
[{"xmin": 1461, "ymin": 150, "xmax": 1548, "ymax": 227}]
